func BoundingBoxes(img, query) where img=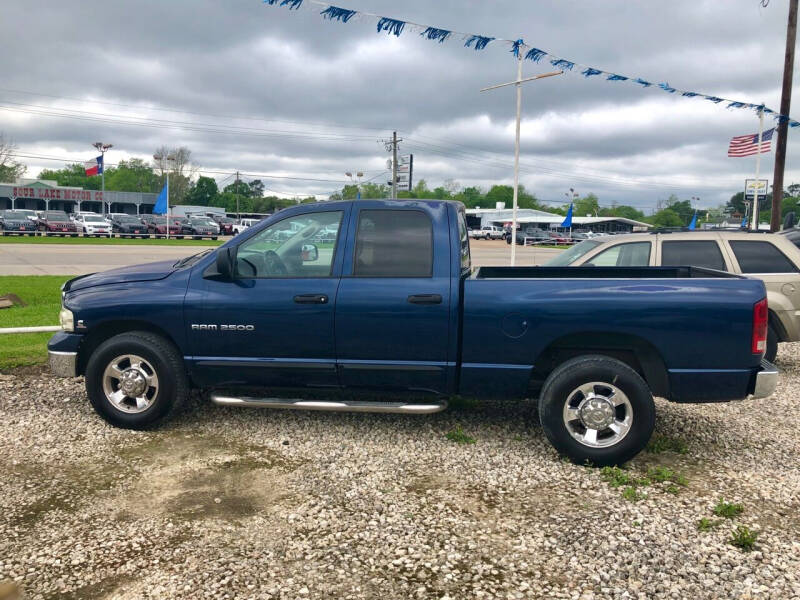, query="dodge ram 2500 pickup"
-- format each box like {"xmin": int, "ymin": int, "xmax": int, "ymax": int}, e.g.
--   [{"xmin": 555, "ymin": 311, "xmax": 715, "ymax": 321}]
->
[{"xmin": 48, "ymin": 199, "xmax": 778, "ymax": 465}]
